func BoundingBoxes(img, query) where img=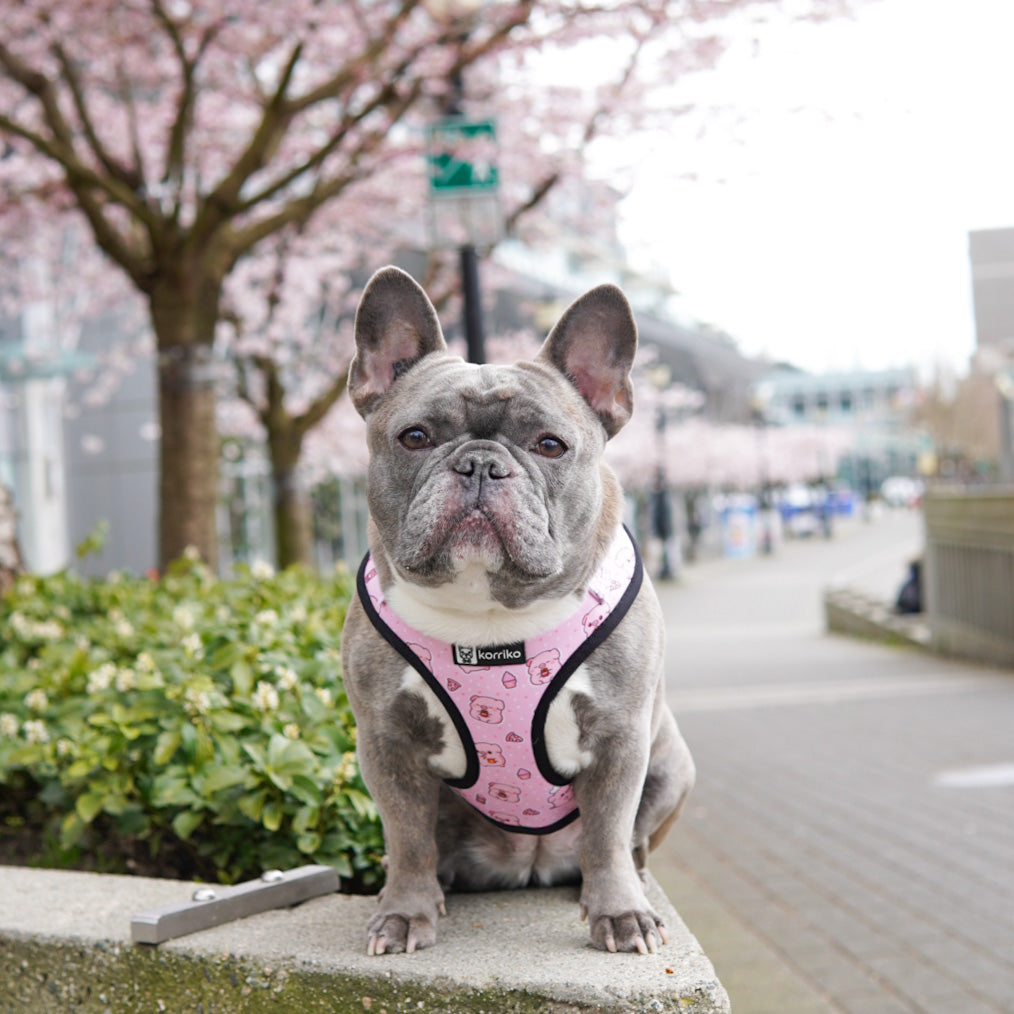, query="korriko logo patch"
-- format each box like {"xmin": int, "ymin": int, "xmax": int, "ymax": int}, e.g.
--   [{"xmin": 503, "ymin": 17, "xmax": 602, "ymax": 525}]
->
[{"xmin": 452, "ymin": 641, "xmax": 526, "ymax": 667}]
